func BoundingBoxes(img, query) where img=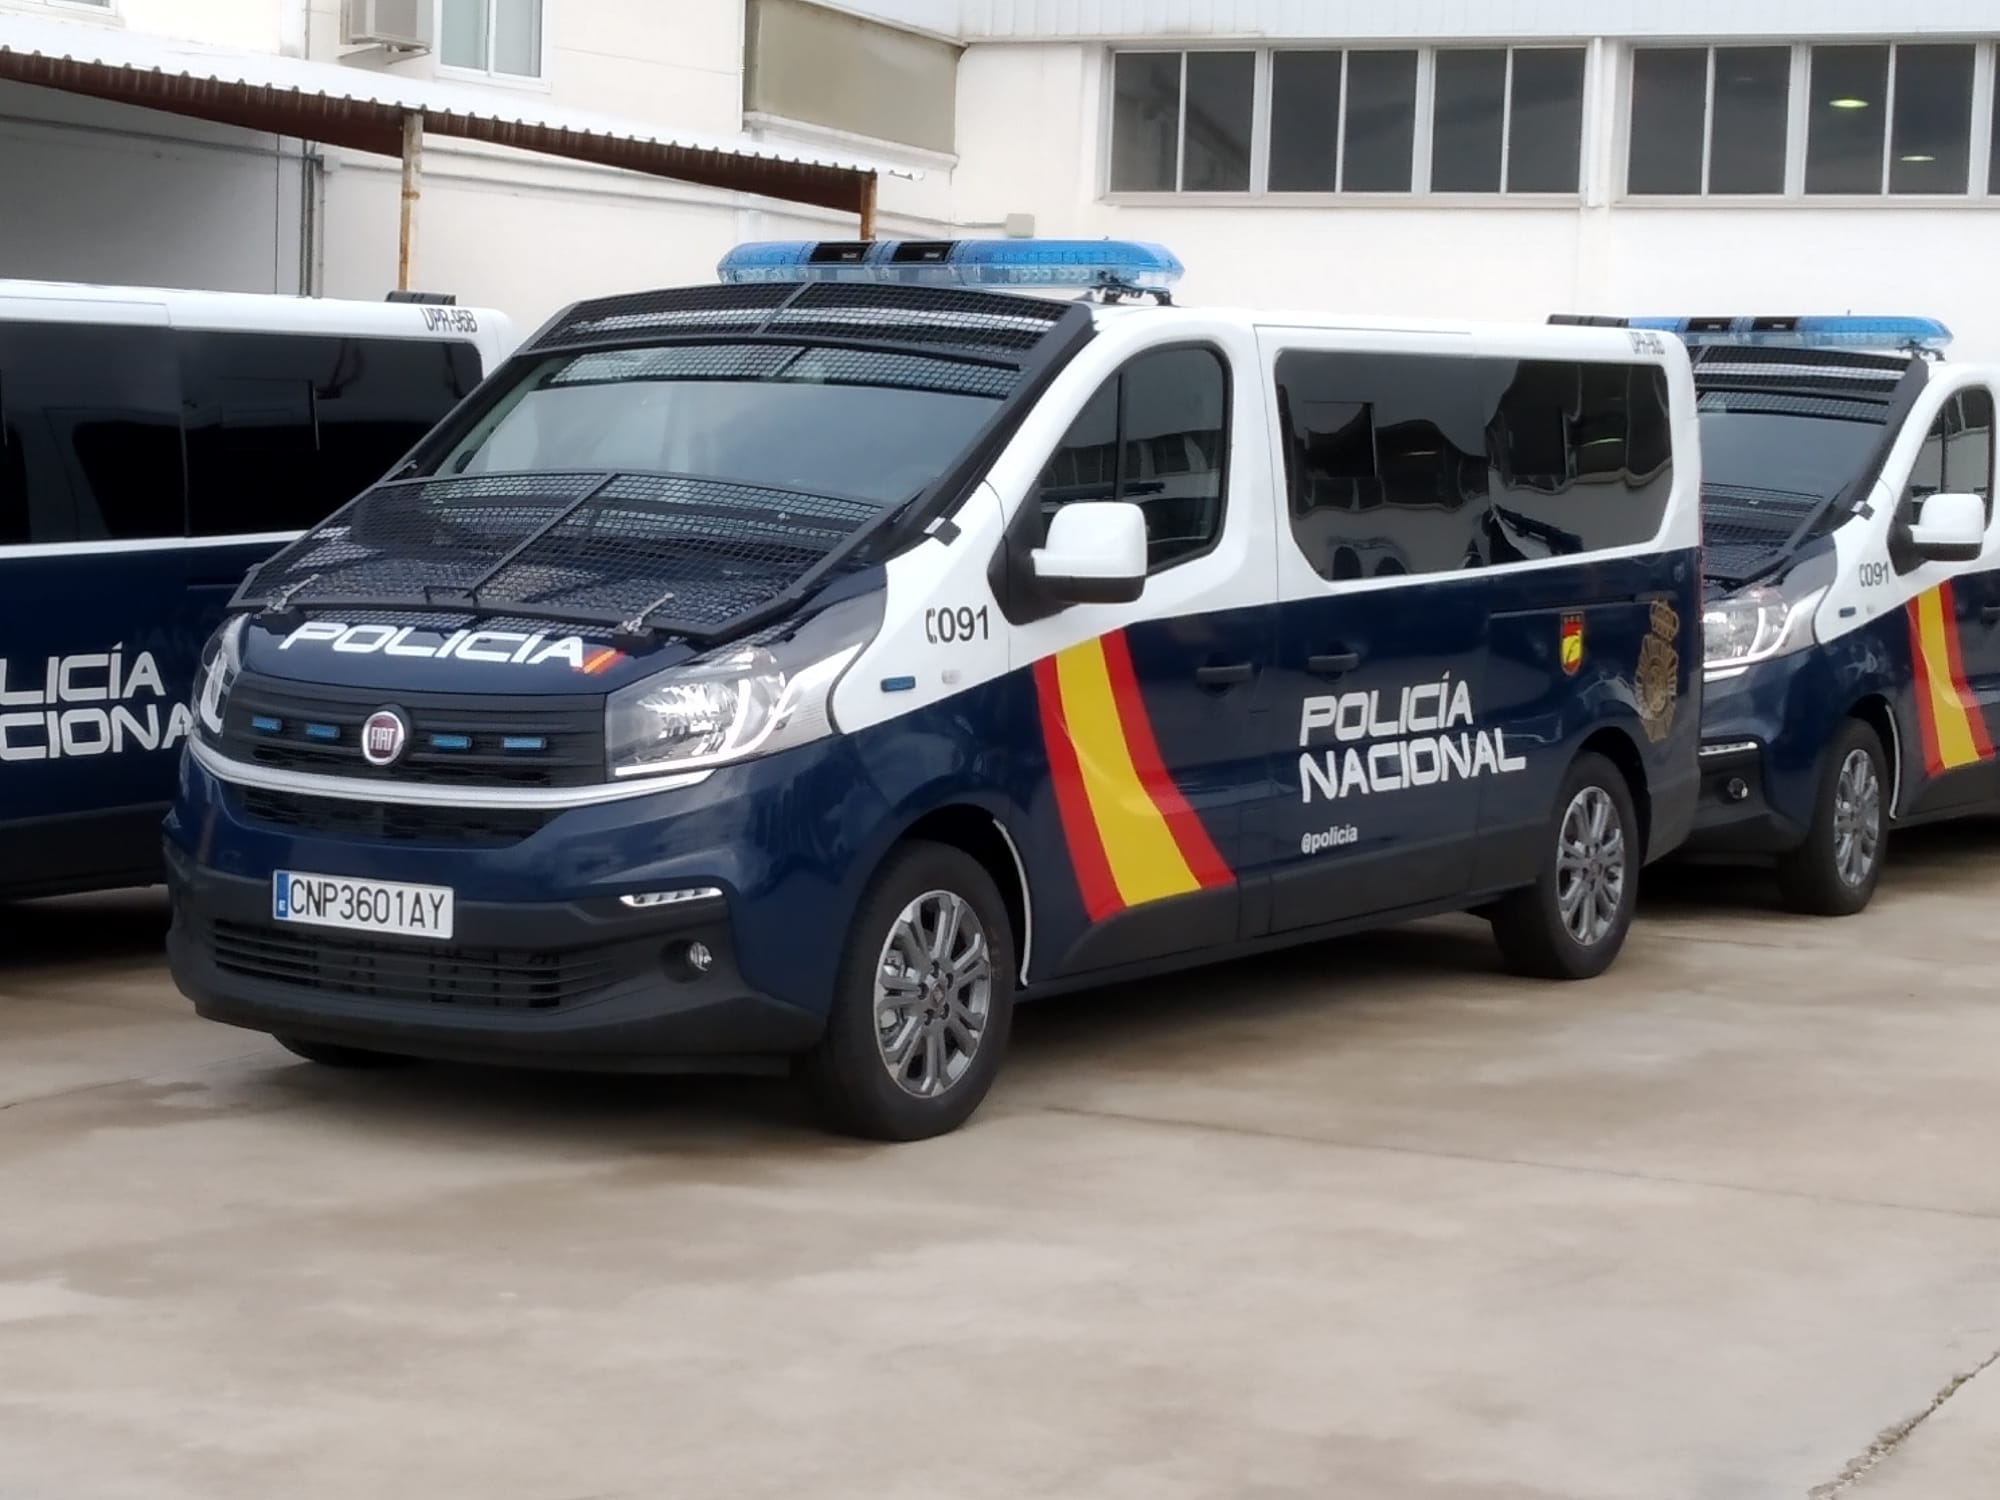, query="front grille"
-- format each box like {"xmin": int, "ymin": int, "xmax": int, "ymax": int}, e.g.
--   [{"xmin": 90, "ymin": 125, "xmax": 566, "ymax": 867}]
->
[
  {"xmin": 237, "ymin": 788, "xmax": 553, "ymax": 849},
  {"xmin": 220, "ymin": 673, "xmax": 603, "ymax": 787},
  {"xmin": 208, "ymin": 920, "xmax": 620, "ymax": 1011}
]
